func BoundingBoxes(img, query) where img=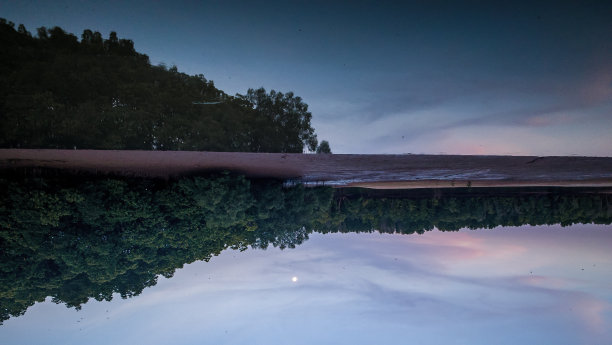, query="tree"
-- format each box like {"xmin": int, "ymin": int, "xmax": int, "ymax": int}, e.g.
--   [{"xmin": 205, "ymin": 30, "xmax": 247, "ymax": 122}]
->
[
  {"xmin": 1, "ymin": 173, "xmax": 611, "ymax": 324},
  {"xmin": 316, "ymin": 140, "xmax": 332, "ymax": 154}
]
